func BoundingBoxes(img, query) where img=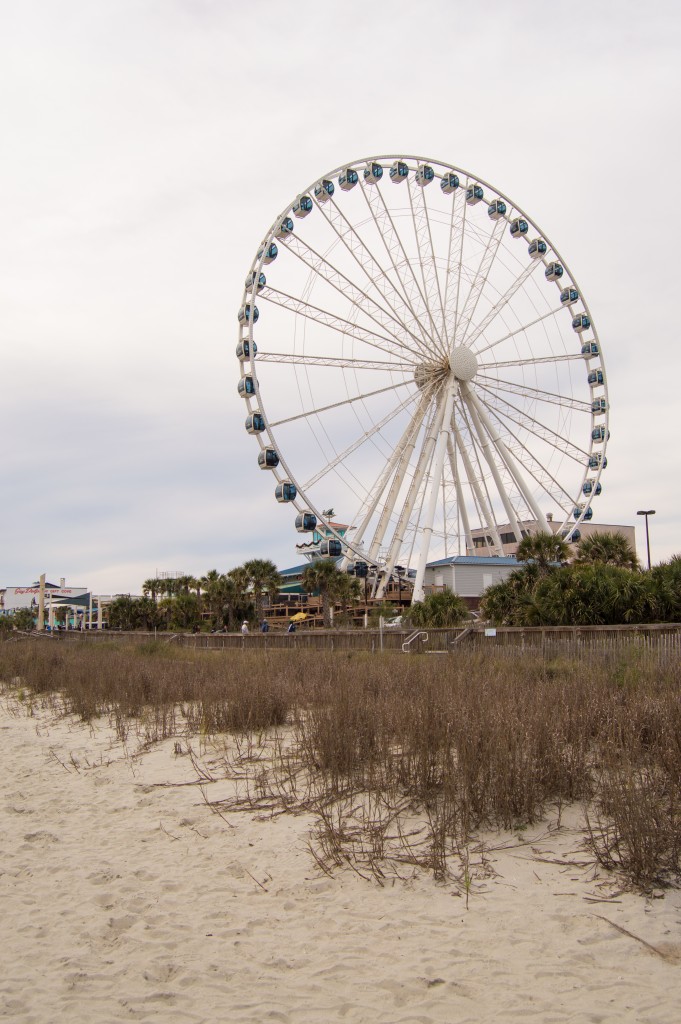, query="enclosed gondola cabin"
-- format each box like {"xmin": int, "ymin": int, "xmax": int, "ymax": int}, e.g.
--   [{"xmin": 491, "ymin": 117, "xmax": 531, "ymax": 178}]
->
[
  {"xmin": 354, "ymin": 561, "xmax": 368, "ymax": 578},
  {"xmin": 415, "ymin": 165, "xmax": 435, "ymax": 186},
  {"xmin": 320, "ymin": 539, "xmax": 342, "ymax": 557},
  {"xmin": 488, "ymin": 199, "xmax": 507, "ymax": 220},
  {"xmin": 257, "ymin": 243, "xmax": 278, "ymax": 264},
  {"xmin": 245, "ymin": 412, "xmax": 265, "ymax": 434},
  {"xmin": 238, "ymin": 375, "xmax": 255, "ymax": 398},
  {"xmin": 275, "ymin": 216, "xmax": 294, "ymax": 239},
  {"xmin": 314, "ymin": 179, "xmax": 334, "ymax": 202},
  {"xmin": 582, "ymin": 480, "xmax": 602, "ymax": 496},
  {"xmin": 510, "ymin": 218, "xmax": 529, "ymax": 238},
  {"xmin": 364, "ymin": 162, "xmax": 383, "ymax": 184},
  {"xmin": 573, "ymin": 314, "xmax": 591, "ymax": 334},
  {"xmin": 589, "ymin": 453, "xmax": 607, "ymax": 469},
  {"xmin": 592, "ymin": 425, "xmax": 609, "ymax": 442},
  {"xmin": 238, "ymin": 304, "xmax": 259, "ymax": 324},
  {"xmin": 258, "ymin": 448, "xmax": 279, "ymax": 469},
  {"xmin": 440, "ymin": 172, "xmax": 459, "ymax": 194},
  {"xmin": 389, "ymin": 161, "xmax": 409, "ymax": 183},
  {"xmin": 545, "ymin": 262, "xmax": 564, "ymax": 281},
  {"xmin": 560, "ymin": 286, "xmax": 579, "ymax": 306},
  {"xmin": 244, "ymin": 271, "xmax": 266, "ymax": 291},
  {"xmin": 573, "ymin": 505, "xmax": 593, "ymax": 521},
  {"xmin": 528, "ymin": 238, "xmax": 547, "ymax": 259},
  {"xmin": 295, "ymin": 511, "xmax": 317, "ymax": 533},
  {"xmin": 561, "ymin": 527, "xmax": 581, "ymax": 543},
  {"xmin": 466, "ymin": 183, "xmax": 484, "ymax": 204},
  {"xmin": 236, "ymin": 339, "xmax": 258, "ymax": 361},
  {"xmin": 275, "ymin": 481, "xmax": 297, "ymax": 502},
  {"xmin": 587, "ymin": 369, "xmax": 604, "ymax": 386},
  {"xmin": 591, "ymin": 397, "xmax": 607, "ymax": 414},
  {"xmin": 292, "ymin": 195, "xmax": 313, "ymax": 218},
  {"xmin": 339, "ymin": 168, "xmax": 359, "ymax": 191}
]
